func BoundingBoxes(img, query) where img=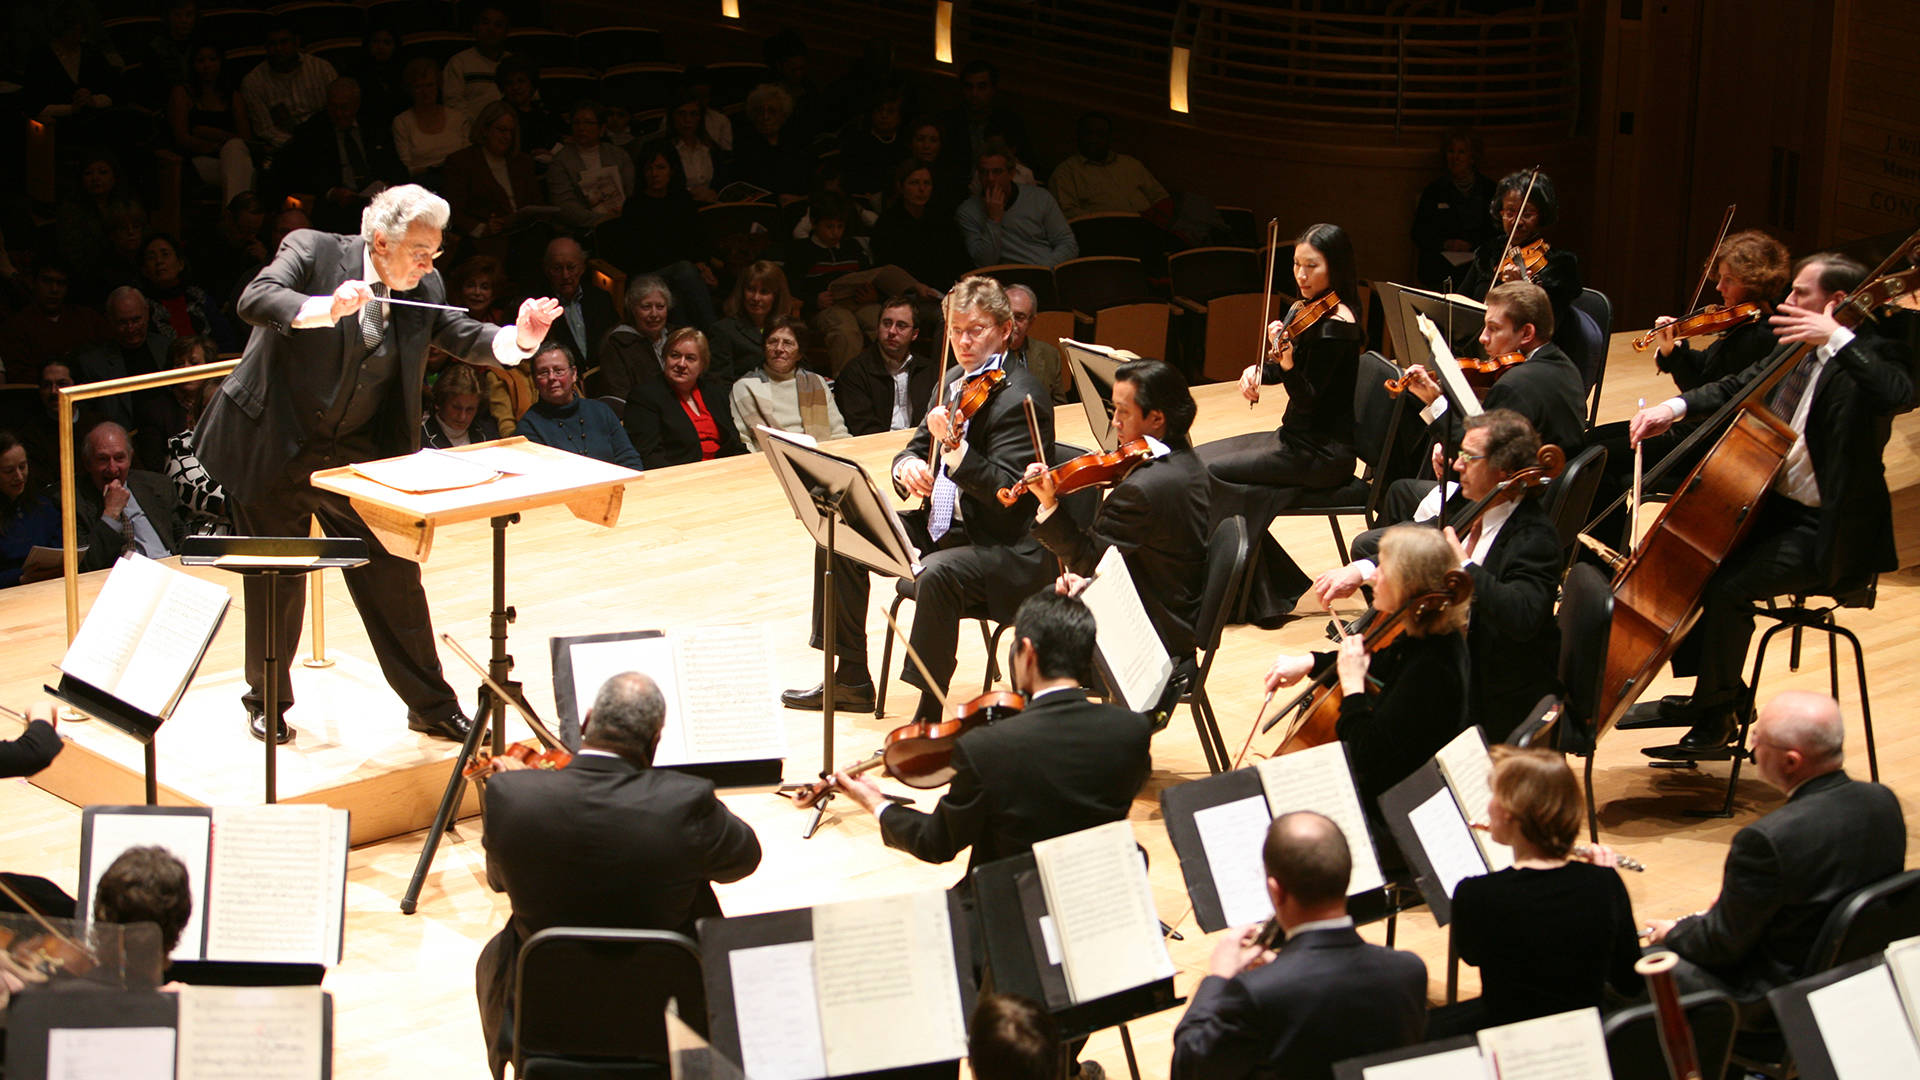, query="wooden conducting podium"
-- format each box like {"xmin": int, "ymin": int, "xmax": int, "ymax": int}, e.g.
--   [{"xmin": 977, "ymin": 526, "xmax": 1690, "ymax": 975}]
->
[{"xmin": 310, "ymin": 438, "xmax": 641, "ymax": 913}]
